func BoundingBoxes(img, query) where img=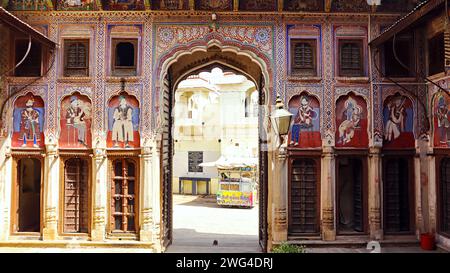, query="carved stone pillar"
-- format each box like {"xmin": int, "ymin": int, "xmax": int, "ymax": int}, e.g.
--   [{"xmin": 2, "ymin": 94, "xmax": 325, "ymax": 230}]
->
[
  {"xmin": 0, "ymin": 142, "xmax": 11, "ymax": 240},
  {"xmin": 272, "ymin": 144, "xmax": 288, "ymax": 243},
  {"xmin": 140, "ymin": 146, "xmax": 153, "ymax": 242},
  {"xmin": 151, "ymin": 139, "xmax": 162, "ymax": 252},
  {"xmin": 321, "ymin": 145, "xmax": 336, "ymax": 241},
  {"xmin": 91, "ymin": 148, "xmax": 107, "ymax": 241},
  {"xmin": 416, "ymin": 135, "xmax": 432, "ymax": 235},
  {"xmin": 368, "ymin": 146, "xmax": 383, "ymax": 240},
  {"xmin": 43, "ymin": 143, "xmax": 59, "ymax": 240}
]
